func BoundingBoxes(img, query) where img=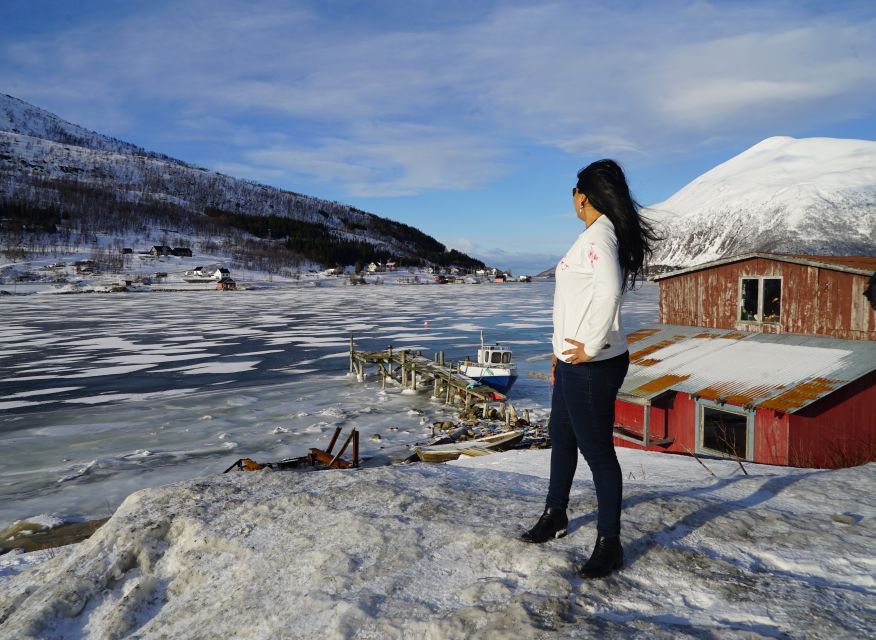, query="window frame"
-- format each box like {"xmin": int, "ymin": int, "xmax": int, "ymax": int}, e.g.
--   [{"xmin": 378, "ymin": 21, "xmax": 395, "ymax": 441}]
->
[
  {"xmin": 696, "ymin": 399, "xmax": 754, "ymax": 462},
  {"xmin": 737, "ymin": 275, "xmax": 783, "ymax": 325}
]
